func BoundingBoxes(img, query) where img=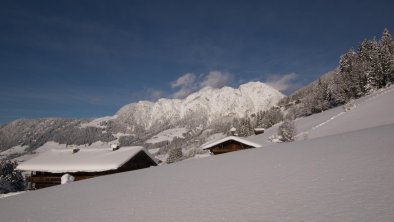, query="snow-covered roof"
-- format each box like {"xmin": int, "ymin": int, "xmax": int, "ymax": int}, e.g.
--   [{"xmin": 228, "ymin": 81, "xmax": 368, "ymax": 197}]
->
[
  {"xmin": 16, "ymin": 146, "xmax": 158, "ymax": 173},
  {"xmin": 201, "ymin": 136, "xmax": 262, "ymax": 150}
]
